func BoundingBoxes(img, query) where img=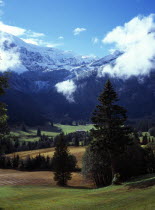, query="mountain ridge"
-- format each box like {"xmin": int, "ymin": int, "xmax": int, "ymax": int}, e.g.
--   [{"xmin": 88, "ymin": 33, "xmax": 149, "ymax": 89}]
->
[{"xmin": 0, "ymin": 31, "xmax": 155, "ymax": 125}]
